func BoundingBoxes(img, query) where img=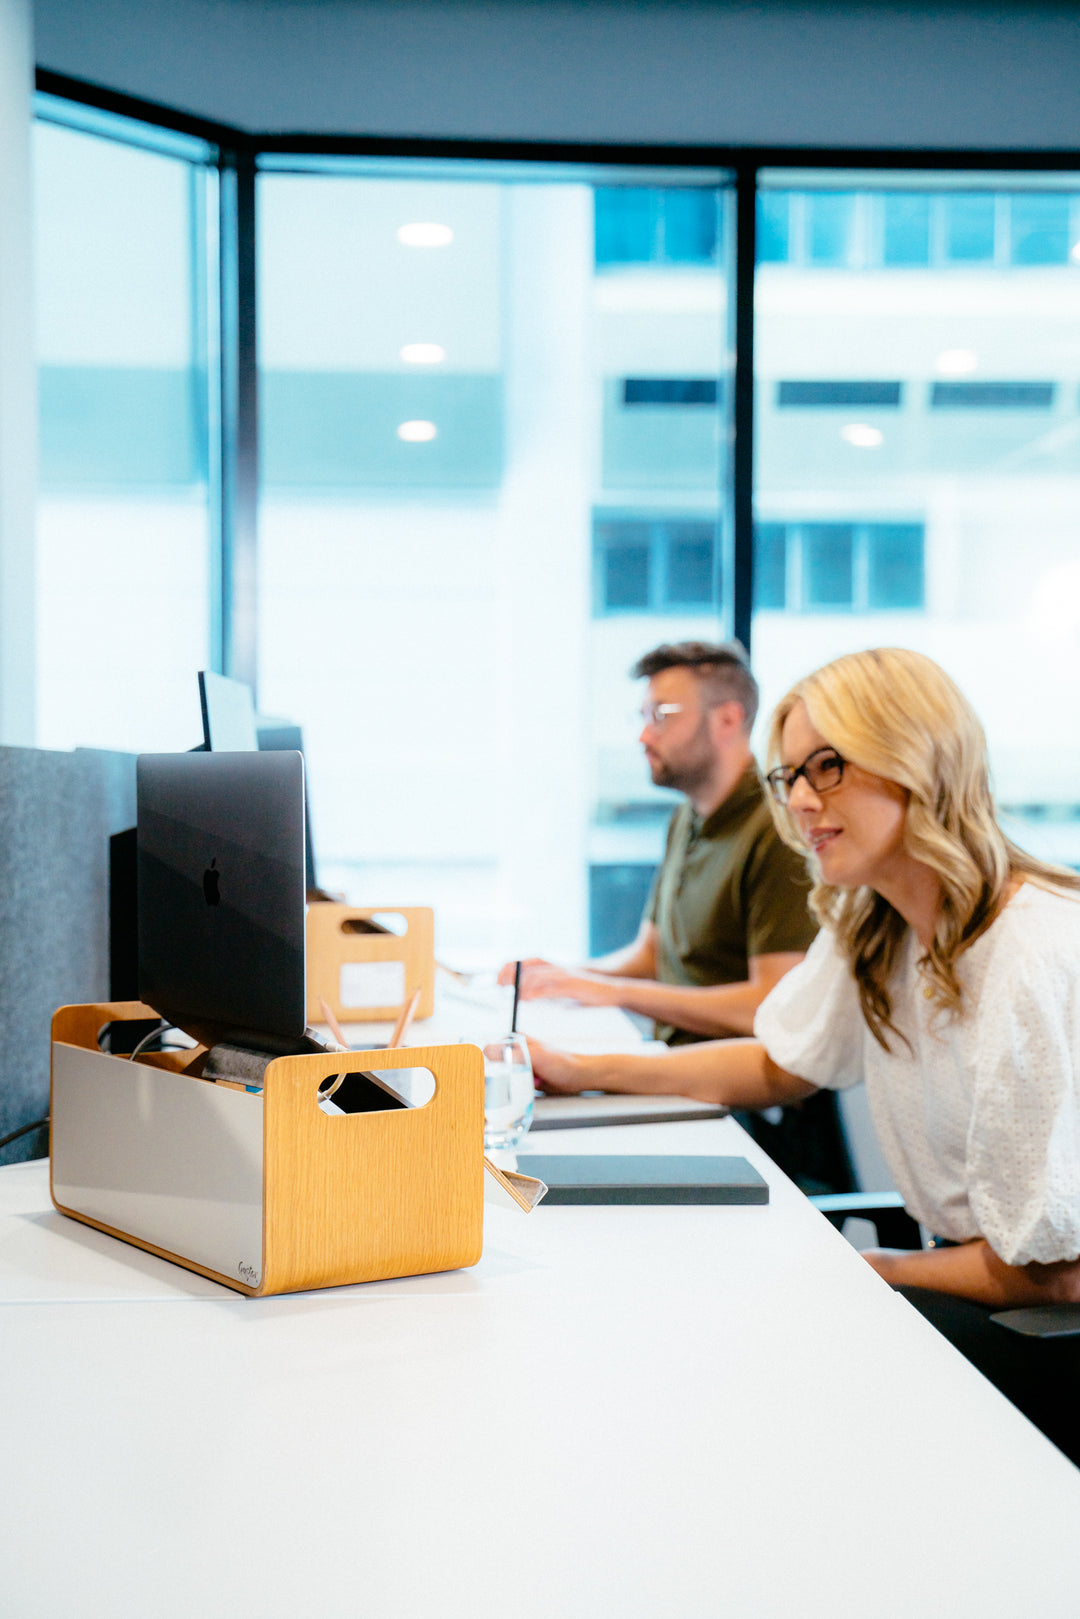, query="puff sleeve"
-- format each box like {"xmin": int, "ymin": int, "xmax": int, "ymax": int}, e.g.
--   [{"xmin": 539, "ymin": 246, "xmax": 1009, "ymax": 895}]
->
[
  {"xmin": 753, "ymin": 927, "xmax": 864, "ymax": 1090},
  {"xmin": 966, "ymin": 940, "xmax": 1080, "ymax": 1267}
]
